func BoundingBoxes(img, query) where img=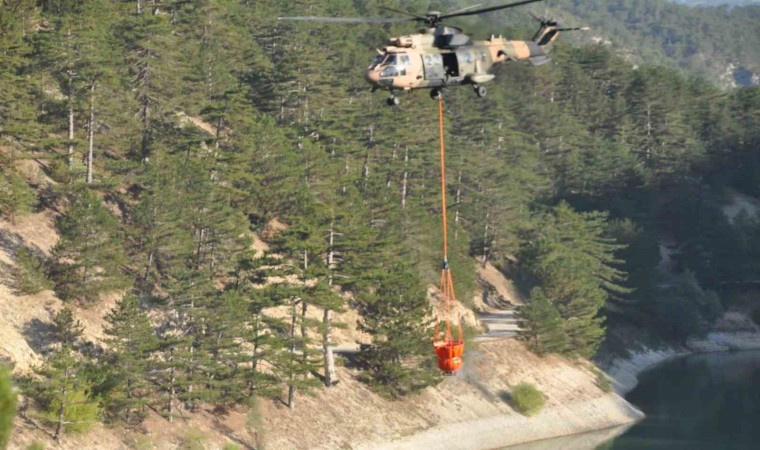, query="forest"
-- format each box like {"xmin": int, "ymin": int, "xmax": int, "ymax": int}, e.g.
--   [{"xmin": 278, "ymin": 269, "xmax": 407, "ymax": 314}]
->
[{"xmin": 0, "ymin": 0, "xmax": 759, "ymax": 443}]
